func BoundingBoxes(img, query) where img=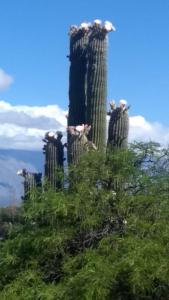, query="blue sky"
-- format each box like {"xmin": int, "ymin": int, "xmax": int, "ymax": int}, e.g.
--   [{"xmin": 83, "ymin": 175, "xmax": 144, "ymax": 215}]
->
[
  {"xmin": 0, "ymin": 0, "xmax": 169, "ymax": 205},
  {"xmin": 0, "ymin": 0, "xmax": 169, "ymax": 125}
]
